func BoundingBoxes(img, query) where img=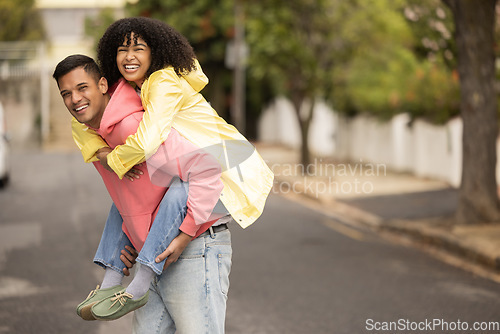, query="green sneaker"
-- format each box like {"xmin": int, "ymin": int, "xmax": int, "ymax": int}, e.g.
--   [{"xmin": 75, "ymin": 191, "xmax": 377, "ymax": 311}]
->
[
  {"xmin": 91, "ymin": 290, "xmax": 149, "ymax": 321},
  {"xmin": 76, "ymin": 285, "xmax": 124, "ymax": 321}
]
